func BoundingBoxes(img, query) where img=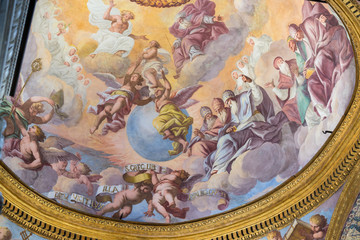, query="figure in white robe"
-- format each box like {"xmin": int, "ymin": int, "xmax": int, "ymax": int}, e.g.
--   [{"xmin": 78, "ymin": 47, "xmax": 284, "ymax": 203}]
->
[
  {"xmin": 247, "ymin": 34, "xmax": 272, "ymax": 67},
  {"xmin": 87, "ymin": 0, "xmax": 147, "ymax": 58}
]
